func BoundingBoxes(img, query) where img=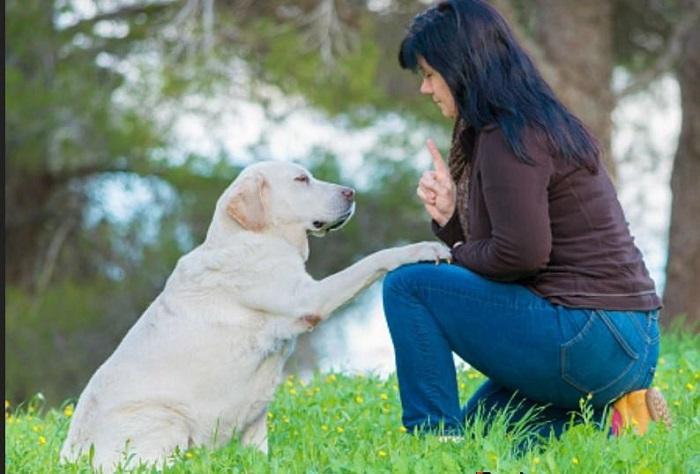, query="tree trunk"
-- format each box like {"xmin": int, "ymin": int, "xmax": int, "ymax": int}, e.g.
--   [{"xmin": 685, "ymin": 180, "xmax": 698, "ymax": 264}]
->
[
  {"xmin": 531, "ymin": 0, "xmax": 616, "ymax": 179},
  {"xmin": 662, "ymin": 19, "xmax": 700, "ymax": 329},
  {"xmin": 5, "ymin": 171, "xmax": 59, "ymax": 288}
]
